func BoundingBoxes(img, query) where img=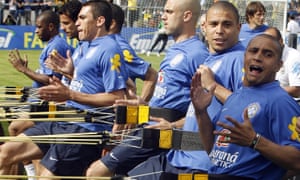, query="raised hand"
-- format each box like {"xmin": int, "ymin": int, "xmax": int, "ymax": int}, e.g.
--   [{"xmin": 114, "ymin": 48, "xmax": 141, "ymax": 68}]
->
[
  {"xmin": 215, "ymin": 109, "xmax": 256, "ymax": 147},
  {"xmin": 8, "ymin": 49, "xmax": 28, "ymax": 73},
  {"xmin": 191, "ymin": 71, "xmax": 215, "ymax": 113},
  {"xmin": 45, "ymin": 50, "xmax": 74, "ymax": 79}
]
